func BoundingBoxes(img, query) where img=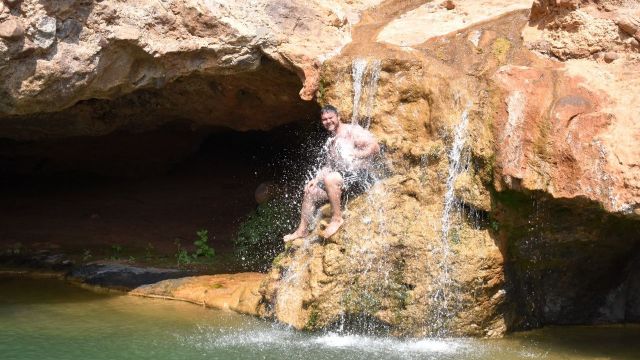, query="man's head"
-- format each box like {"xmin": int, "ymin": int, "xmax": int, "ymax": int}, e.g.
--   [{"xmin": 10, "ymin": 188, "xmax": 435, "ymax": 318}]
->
[{"xmin": 320, "ymin": 105, "xmax": 341, "ymax": 134}]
